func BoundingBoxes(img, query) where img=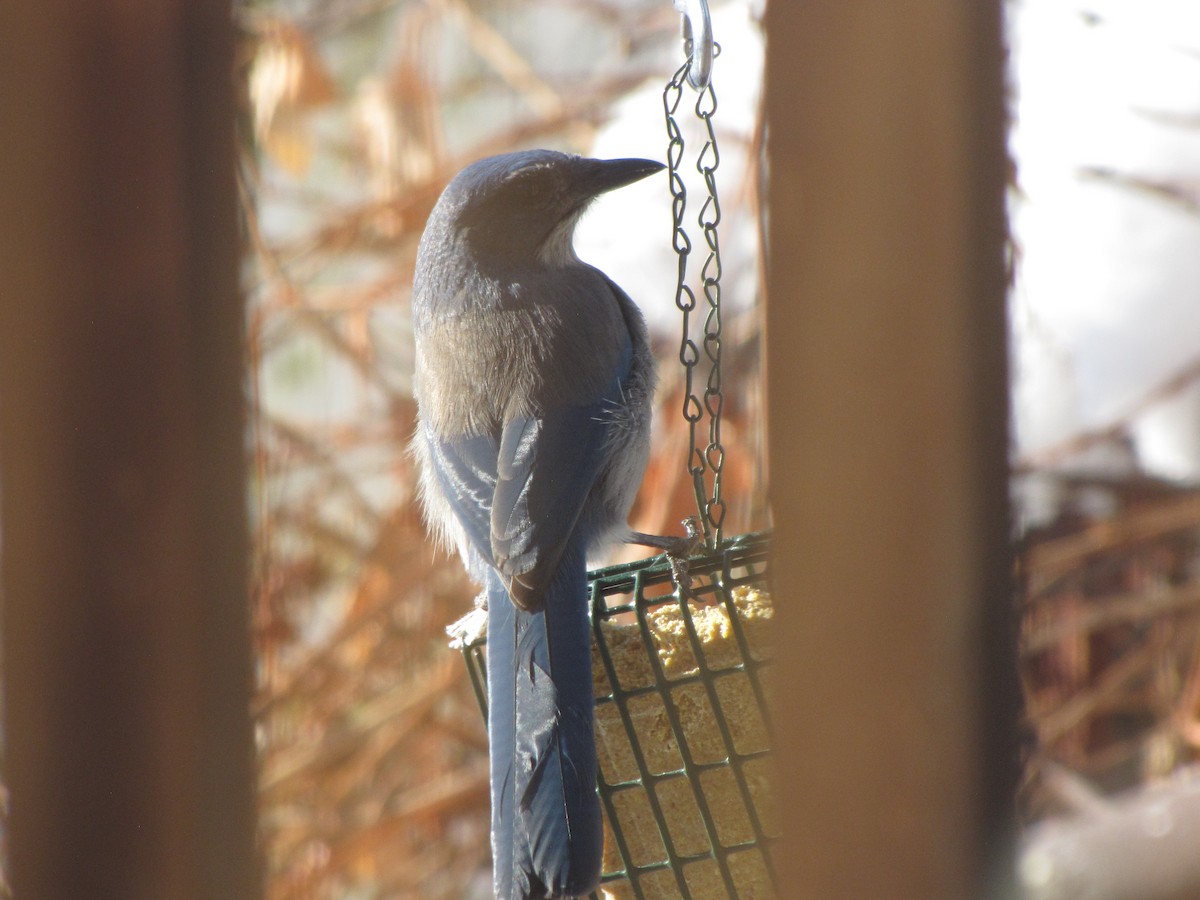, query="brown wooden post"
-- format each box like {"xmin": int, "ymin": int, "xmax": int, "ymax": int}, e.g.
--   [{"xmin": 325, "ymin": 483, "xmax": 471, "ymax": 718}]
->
[
  {"xmin": 764, "ymin": 2, "xmax": 1017, "ymax": 897},
  {"xmin": 0, "ymin": 3, "xmax": 258, "ymax": 898}
]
